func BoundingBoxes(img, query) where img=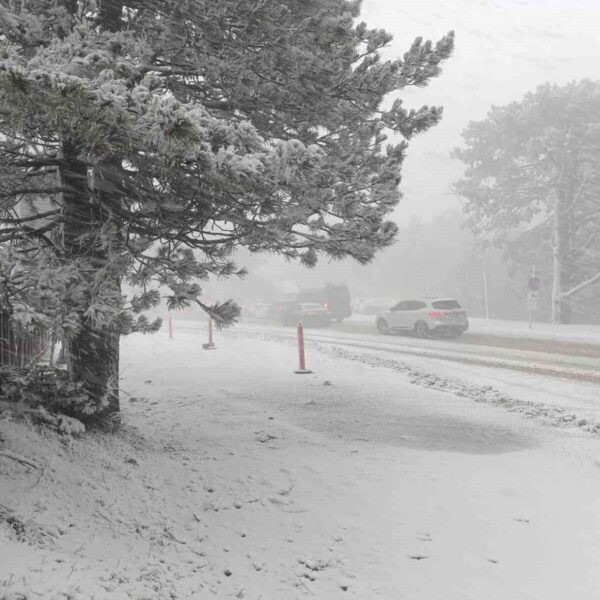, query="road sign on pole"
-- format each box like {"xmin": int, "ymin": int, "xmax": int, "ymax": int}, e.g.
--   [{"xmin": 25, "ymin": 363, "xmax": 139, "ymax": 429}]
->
[
  {"xmin": 527, "ymin": 290, "xmax": 539, "ymax": 311},
  {"xmin": 528, "ymin": 275, "xmax": 541, "ymax": 292}
]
